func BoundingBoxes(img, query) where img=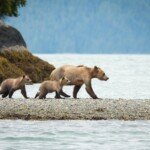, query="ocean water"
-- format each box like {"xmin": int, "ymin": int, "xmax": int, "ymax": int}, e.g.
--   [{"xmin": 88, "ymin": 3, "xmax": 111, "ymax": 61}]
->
[
  {"xmin": 1, "ymin": 54, "xmax": 150, "ymax": 149},
  {"xmin": 0, "ymin": 120, "xmax": 150, "ymax": 150}
]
